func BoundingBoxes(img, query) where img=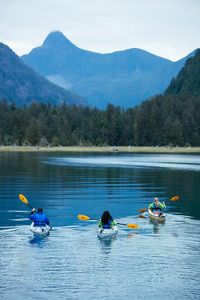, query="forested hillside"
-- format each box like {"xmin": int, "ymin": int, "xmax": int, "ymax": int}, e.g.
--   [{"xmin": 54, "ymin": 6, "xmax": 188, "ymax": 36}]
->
[
  {"xmin": 0, "ymin": 50, "xmax": 199, "ymax": 147},
  {"xmin": 0, "ymin": 43, "xmax": 85, "ymax": 106},
  {"xmin": 134, "ymin": 49, "xmax": 200, "ymax": 146}
]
